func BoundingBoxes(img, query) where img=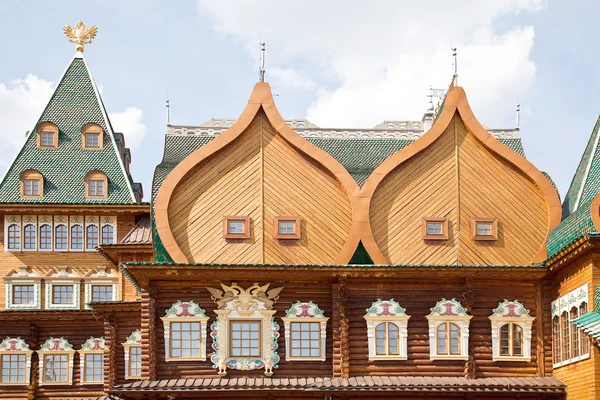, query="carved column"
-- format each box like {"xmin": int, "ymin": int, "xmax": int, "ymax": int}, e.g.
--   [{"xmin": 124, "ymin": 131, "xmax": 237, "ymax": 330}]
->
[
  {"xmin": 332, "ymin": 277, "xmax": 350, "ymax": 378},
  {"xmin": 461, "ymin": 279, "xmax": 476, "ymax": 379},
  {"xmin": 27, "ymin": 323, "xmax": 39, "ymax": 400},
  {"xmin": 104, "ymin": 313, "xmax": 118, "ymax": 391},
  {"xmin": 141, "ymin": 285, "xmax": 157, "ymax": 380}
]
